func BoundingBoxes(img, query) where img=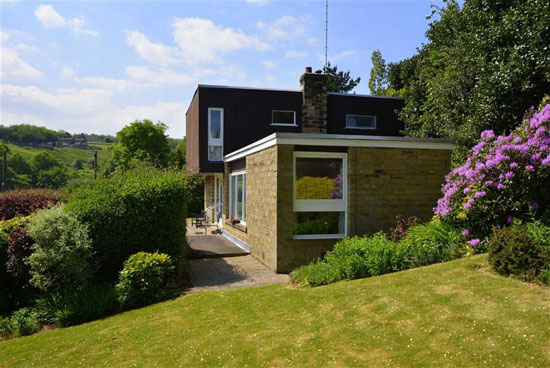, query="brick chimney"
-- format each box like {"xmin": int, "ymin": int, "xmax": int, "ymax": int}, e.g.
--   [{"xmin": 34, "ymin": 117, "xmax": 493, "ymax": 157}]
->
[{"xmin": 300, "ymin": 67, "xmax": 328, "ymax": 134}]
